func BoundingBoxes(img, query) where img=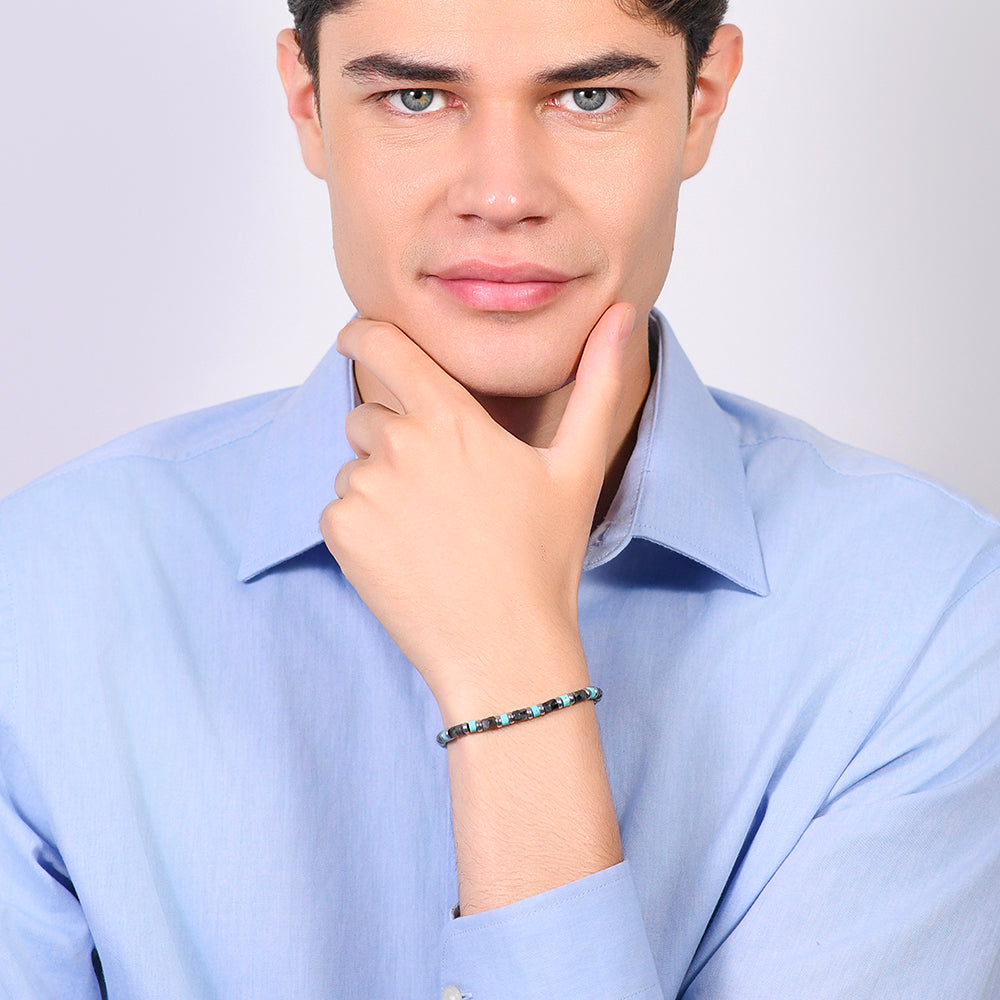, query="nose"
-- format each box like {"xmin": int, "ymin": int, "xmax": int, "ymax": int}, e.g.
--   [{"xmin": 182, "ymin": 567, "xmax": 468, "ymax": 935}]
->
[{"xmin": 446, "ymin": 106, "xmax": 557, "ymax": 229}]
